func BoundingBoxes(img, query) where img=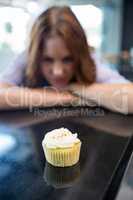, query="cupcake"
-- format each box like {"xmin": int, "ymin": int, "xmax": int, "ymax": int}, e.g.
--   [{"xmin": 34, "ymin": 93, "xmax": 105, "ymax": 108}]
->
[{"xmin": 42, "ymin": 128, "xmax": 81, "ymax": 167}]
